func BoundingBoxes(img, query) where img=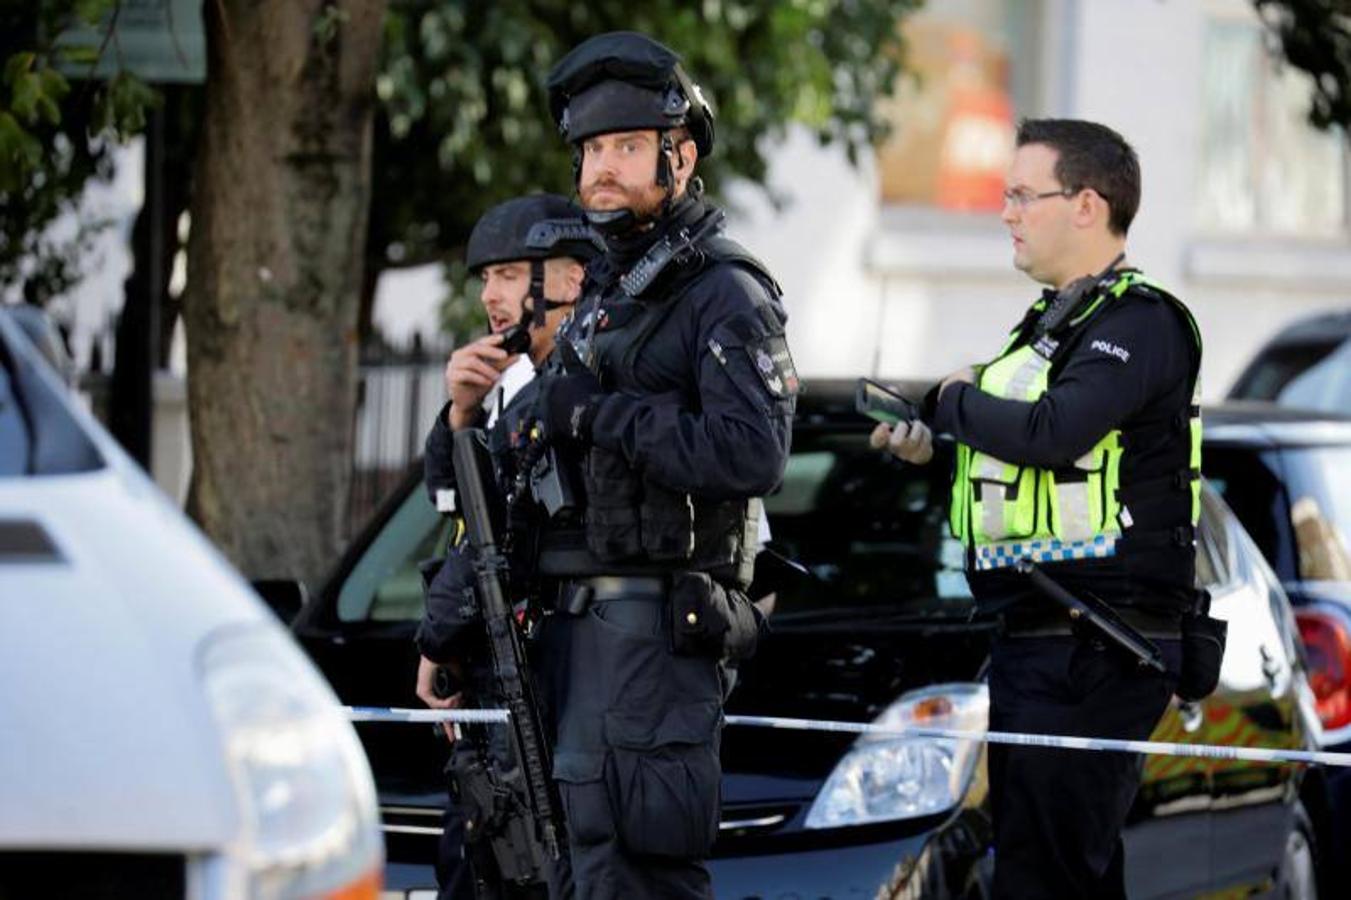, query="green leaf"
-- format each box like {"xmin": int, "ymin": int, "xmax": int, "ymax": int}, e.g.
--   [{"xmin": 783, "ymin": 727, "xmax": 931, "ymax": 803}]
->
[
  {"xmin": 55, "ymin": 44, "xmax": 100, "ymax": 67},
  {"xmin": 3, "ymin": 52, "xmax": 36, "ymax": 87},
  {"xmin": 0, "ymin": 111, "xmax": 43, "ymax": 191},
  {"xmin": 10, "ymin": 74, "xmax": 40, "ymax": 123},
  {"xmin": 74, "ymin": 0, "xmax": 114, "ymax": 27},
  {"xmin": 37, "ymin": 67, "xmax": 70, "ymax": 101},
  {"xmin": 106, "ymin": 71, "xmax": 159, "ymax": 138}
]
